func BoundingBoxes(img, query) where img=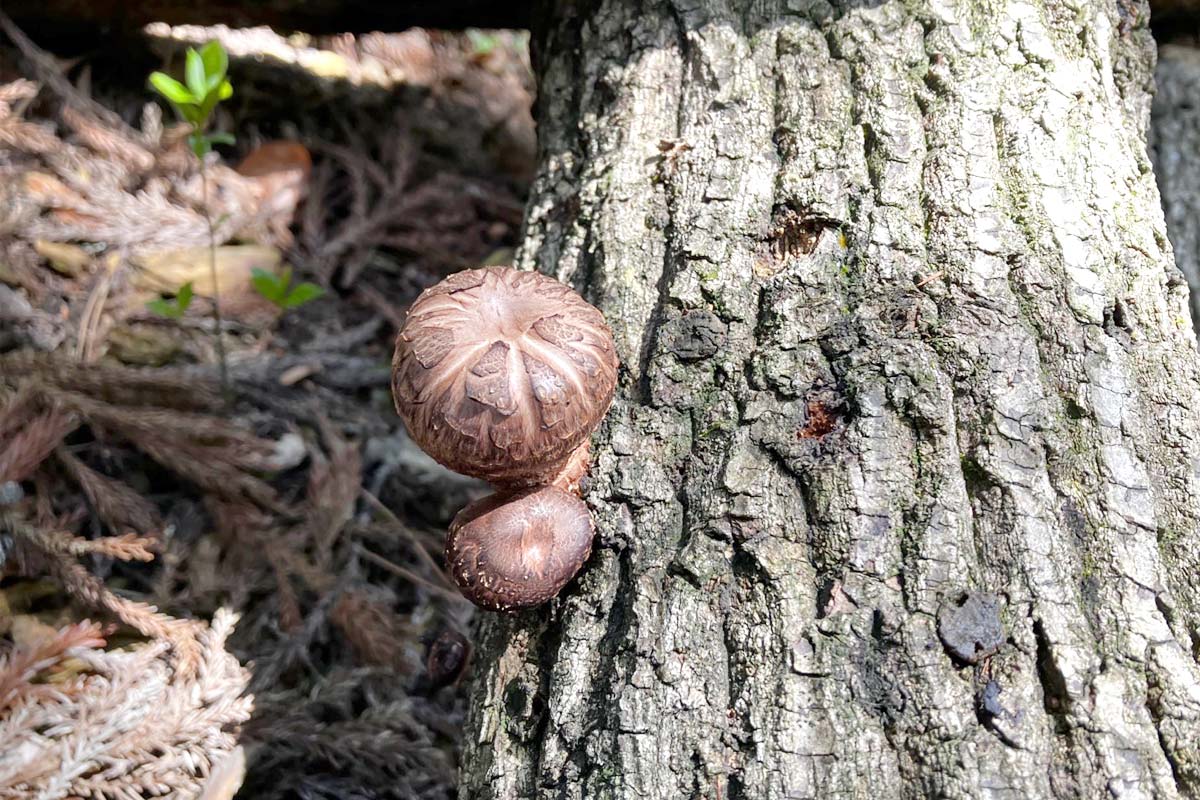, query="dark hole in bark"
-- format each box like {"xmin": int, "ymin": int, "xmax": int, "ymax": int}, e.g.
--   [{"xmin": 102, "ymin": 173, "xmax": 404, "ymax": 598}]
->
[
  {"xmin": 503, "ymin": 680, "xmax": 528, "ymax": 718},
  {"xmin": 959, "ymin": 454, "xmax": 997, "ymax": 495},
  {"xmin": 1112, "ymin": 299, "xmax": 1129, "ymax": 329},
  {"xmin": 1033, "ymin": 618, "xmax": 1071, "ymax": 721},
  {"xmin": 815, "ymin": 578, "xmax": 836, "ymax": 619},
  {"xmin": 1103, "ymin": 298, "xmax": 1135, "ymax": 342},
  {"xmin": 798, "ymin": 400, "xmax": 839, "ymax": 438},
  {"xmin": 548, "ymin": 192, "xmax": 582, "ymax": 228},
  {"xmin": 1063, "ymin": 397, "xmax": 1088, "ymax": 419},
  {"xmin": 870, "ymin": 608, "xmax": 899, "ymax": 642},
  {"xmin": 769, "ymin": 206, "xmax": 834, "ymax": 259},
  {"xmin": 797, "ymin": 388, "xmax": 848, "ymax": 440},
  {"xmin": 771, "ymin": 126, "xmax": 796, "ymax": 155}
]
